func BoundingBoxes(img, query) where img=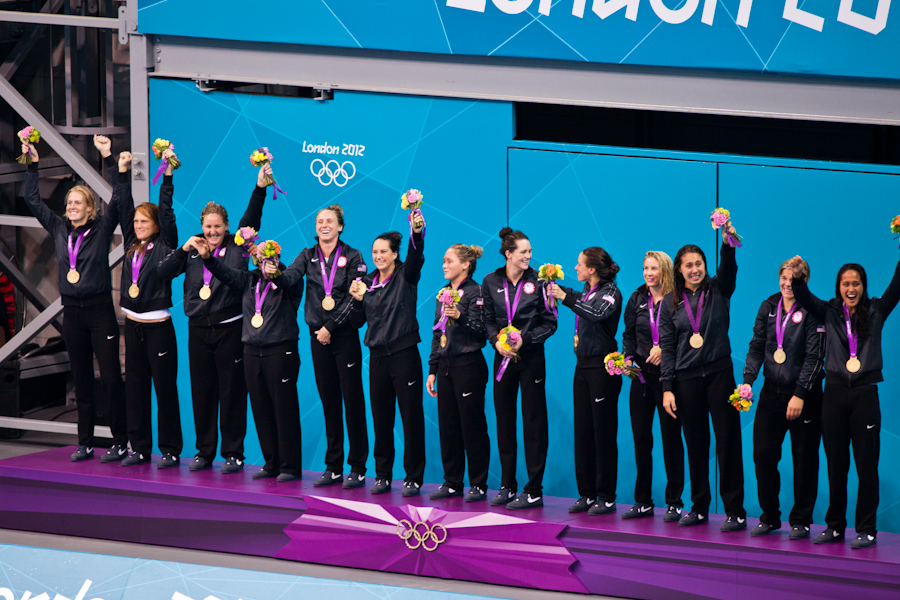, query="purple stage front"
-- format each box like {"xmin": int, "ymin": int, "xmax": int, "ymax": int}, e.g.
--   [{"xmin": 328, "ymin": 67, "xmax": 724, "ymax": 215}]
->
[{"xmin": 1, "ymin": 447, "xmax": 898, "ymax": 599}]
